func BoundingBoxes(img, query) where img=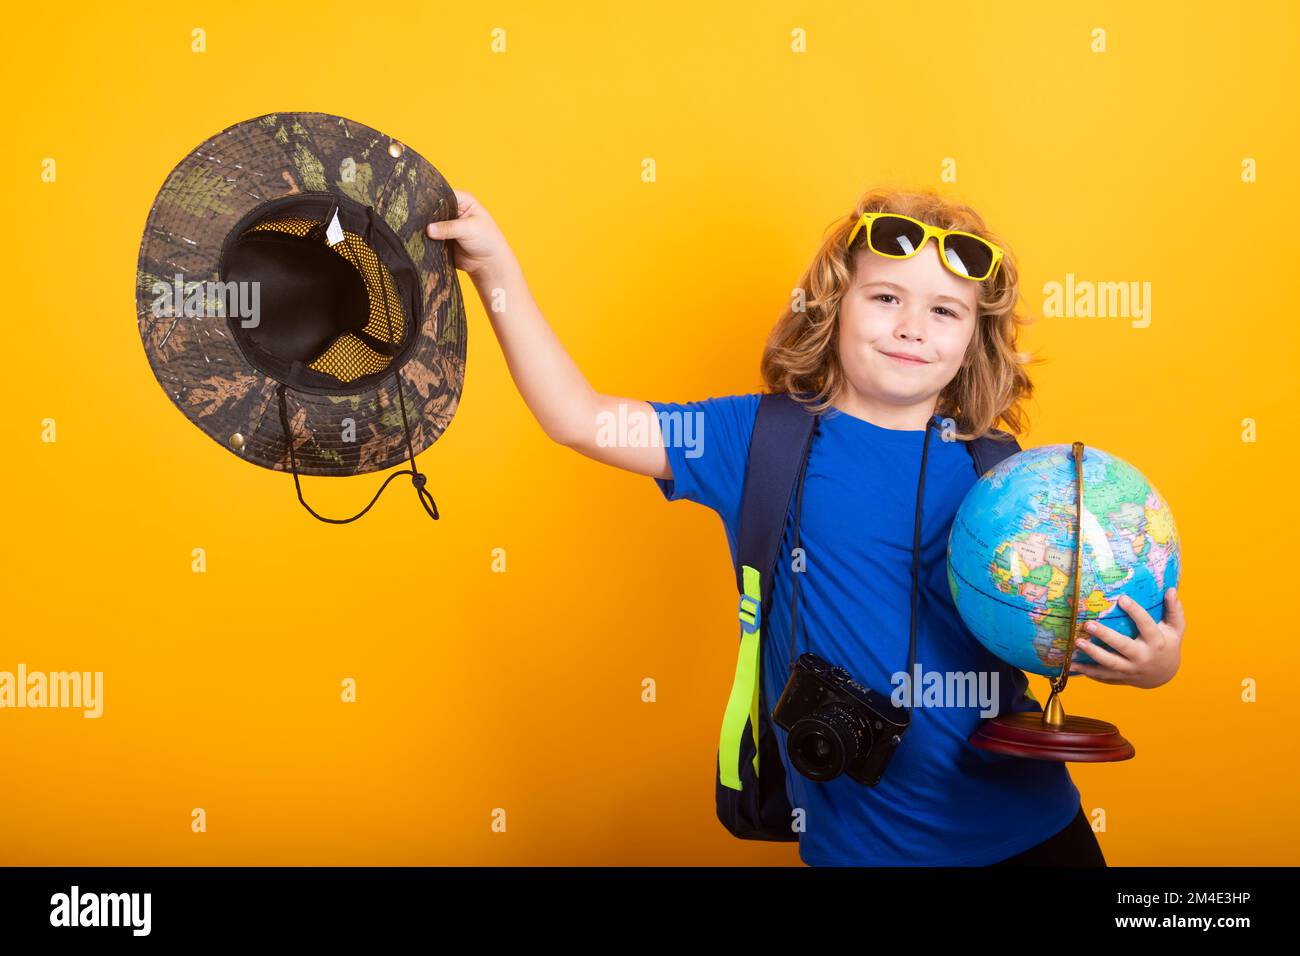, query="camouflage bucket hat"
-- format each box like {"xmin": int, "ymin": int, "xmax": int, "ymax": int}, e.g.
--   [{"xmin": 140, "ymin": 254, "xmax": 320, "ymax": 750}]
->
[{"xmin": 136, "ymin": 111, "xmax": 466, "ymax": 523}]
